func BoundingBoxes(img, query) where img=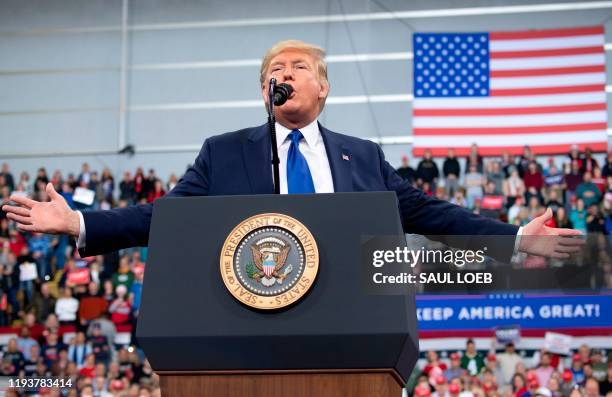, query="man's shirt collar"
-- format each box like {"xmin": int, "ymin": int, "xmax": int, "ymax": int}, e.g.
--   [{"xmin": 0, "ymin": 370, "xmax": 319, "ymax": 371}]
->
[{"xmin": 275, "ymin": 119, "xmax": 320, "ymax": 149}]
